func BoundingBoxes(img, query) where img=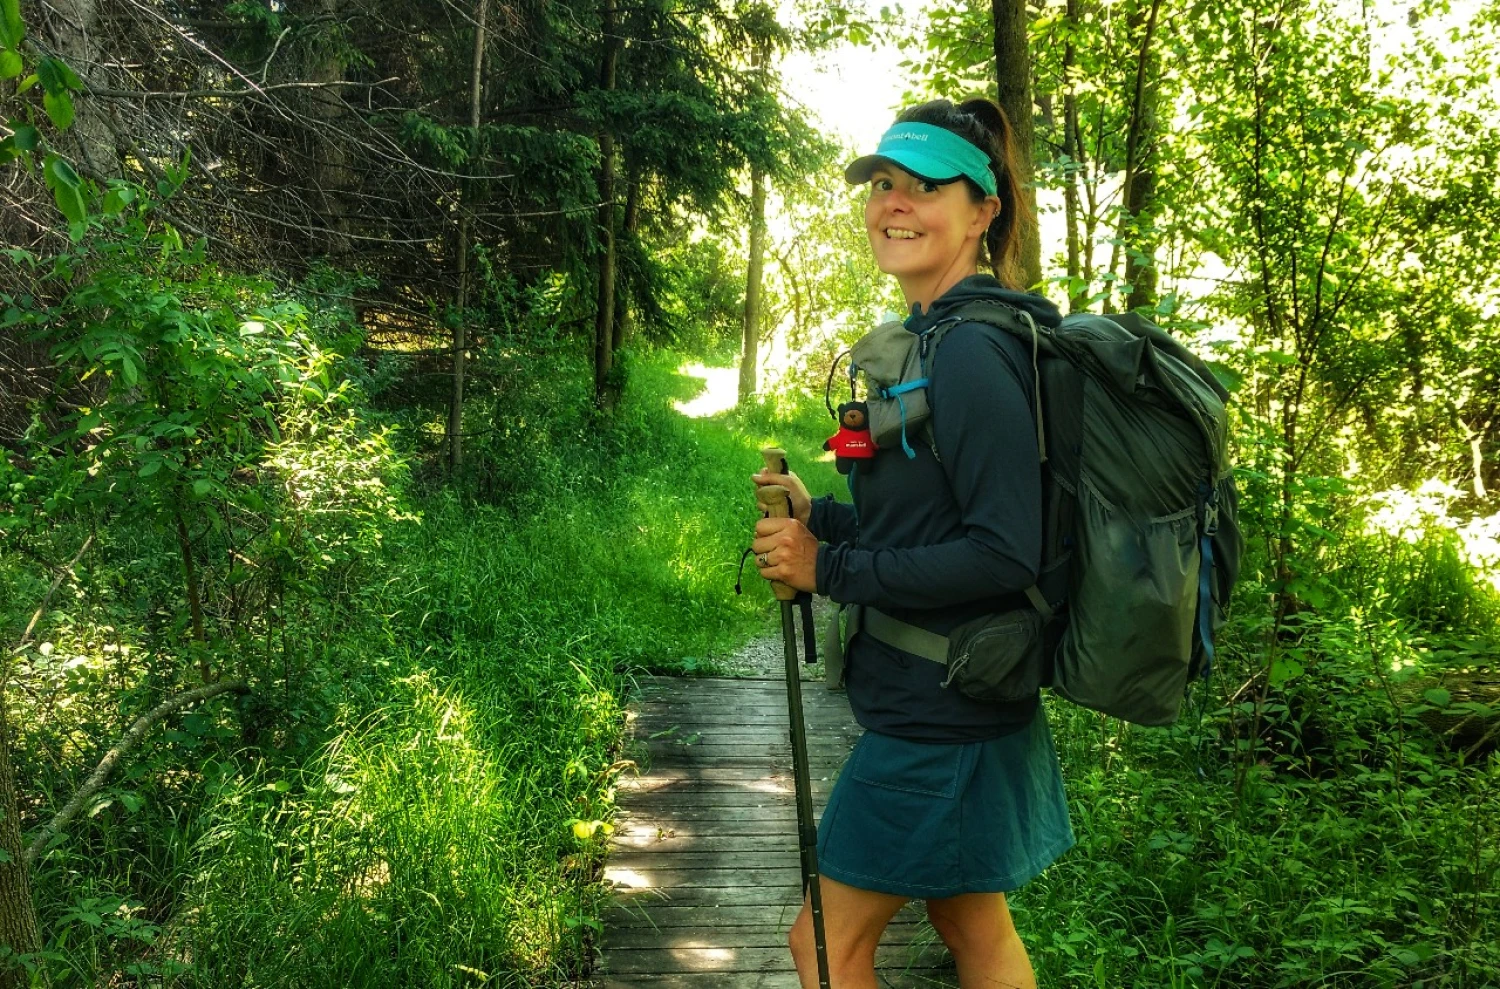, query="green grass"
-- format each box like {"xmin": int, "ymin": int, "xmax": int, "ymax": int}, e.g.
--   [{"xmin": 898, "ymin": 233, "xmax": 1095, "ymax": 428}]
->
[
  {"xmin": 10, "ymin": 346, "xmax": 841, "ymax": 987},
  {"xmin": 12, "ymin": 344, "xmax": 1497, "ymax": 988}
]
